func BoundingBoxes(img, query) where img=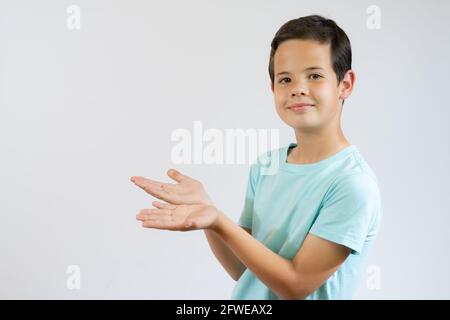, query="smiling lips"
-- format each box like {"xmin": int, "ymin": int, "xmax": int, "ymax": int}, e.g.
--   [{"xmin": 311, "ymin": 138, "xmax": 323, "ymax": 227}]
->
[{"xmin": 287, "ymin": 103, "xmax": 315, "ymax": 112}]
